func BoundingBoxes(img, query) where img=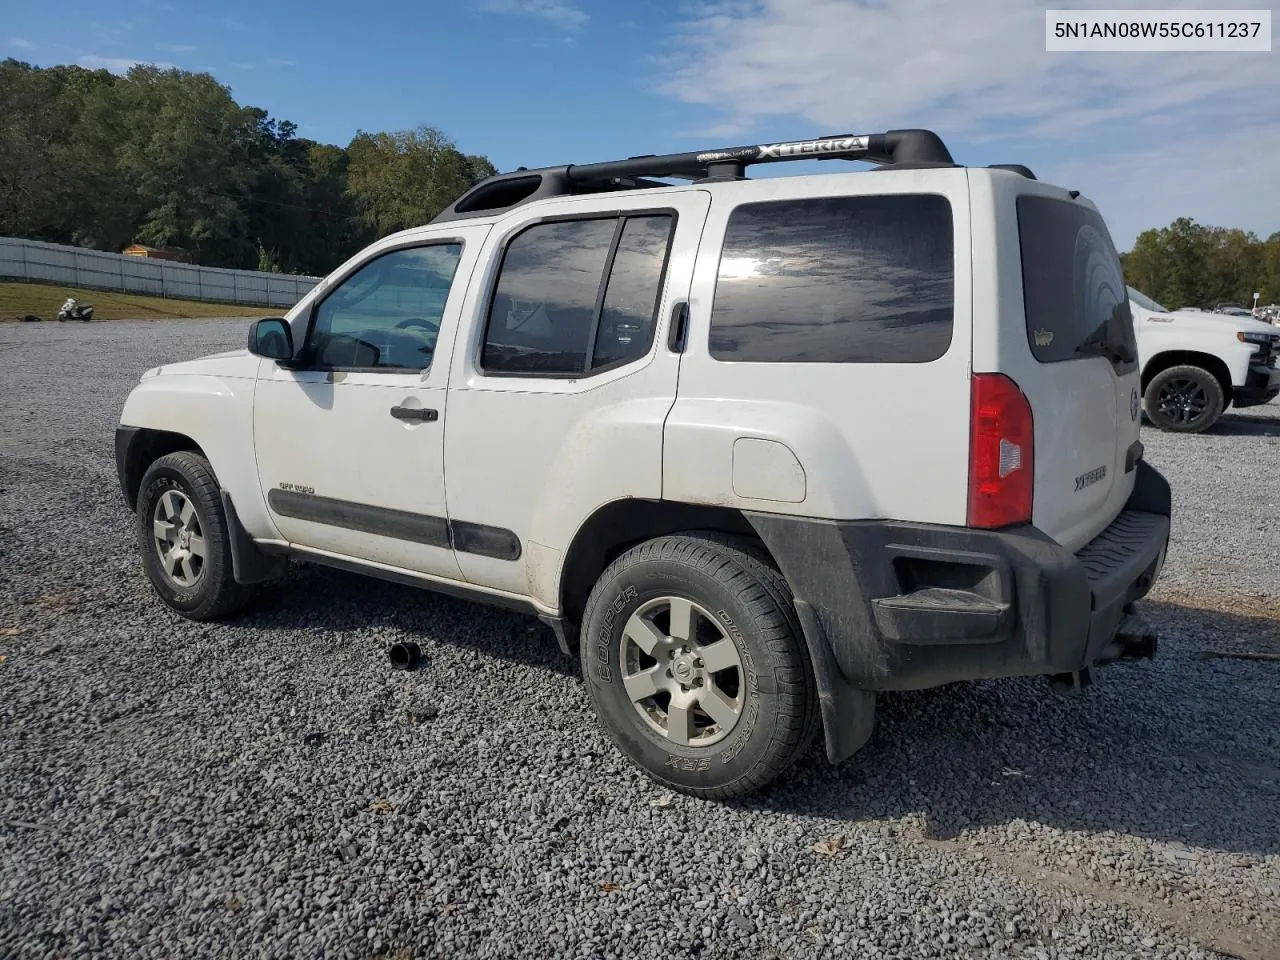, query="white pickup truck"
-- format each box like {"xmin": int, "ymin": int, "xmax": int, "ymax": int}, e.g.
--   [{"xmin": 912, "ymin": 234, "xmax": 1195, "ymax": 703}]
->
[{"xmin": 1129, "ymin": 286, "xmax": 1280, "ymax": 432}]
